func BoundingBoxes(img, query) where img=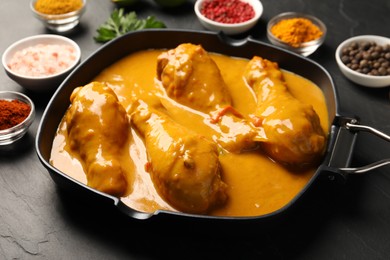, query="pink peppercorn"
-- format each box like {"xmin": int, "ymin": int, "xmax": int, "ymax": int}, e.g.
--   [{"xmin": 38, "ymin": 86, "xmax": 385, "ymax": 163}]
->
[{"xmin": 200, "ymin": 0, "xmax": 255, "ymax": 24}]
